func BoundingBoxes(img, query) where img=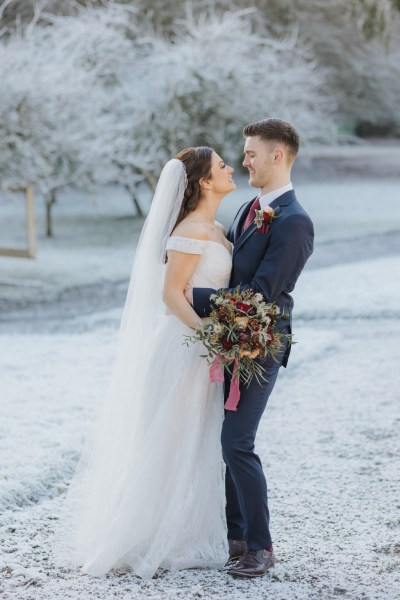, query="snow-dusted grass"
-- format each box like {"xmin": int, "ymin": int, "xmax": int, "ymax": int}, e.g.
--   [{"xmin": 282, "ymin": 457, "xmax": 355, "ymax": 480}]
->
[
  {"xmin": 0, "ymin": 185, "xmax": 144, "ymax": 305},
  {"xmin": 1, "ymin": 174, "xmax": 400, "ymax": 306},
  {"xmin": 1, "ymin": 255, "xmax": 399, "ymax": 599},
  {"xmin": 1, "ymin": 175, "xmax": 399, "ymax": 598}
]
